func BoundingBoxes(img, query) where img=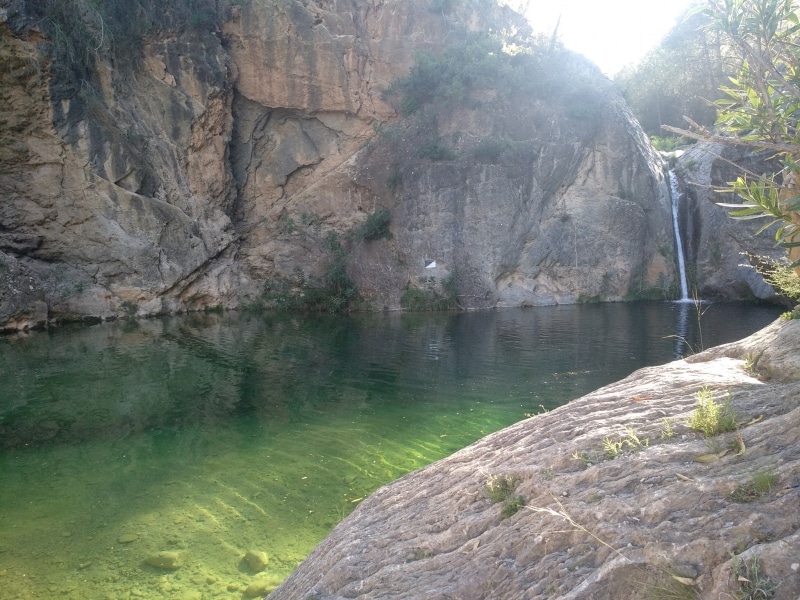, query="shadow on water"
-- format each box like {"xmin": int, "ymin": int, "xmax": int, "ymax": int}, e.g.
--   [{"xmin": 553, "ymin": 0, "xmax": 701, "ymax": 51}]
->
[{"xmin": 0, "ymin": 302, "xmax": 782, "ymax": 598}]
